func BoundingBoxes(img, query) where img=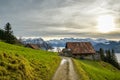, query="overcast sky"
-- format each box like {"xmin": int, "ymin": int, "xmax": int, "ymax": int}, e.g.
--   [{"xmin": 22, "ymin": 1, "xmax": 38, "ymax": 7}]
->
[{"xmin": 0, "ymin": 0, "xmax": 120, "ymax": 40}]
